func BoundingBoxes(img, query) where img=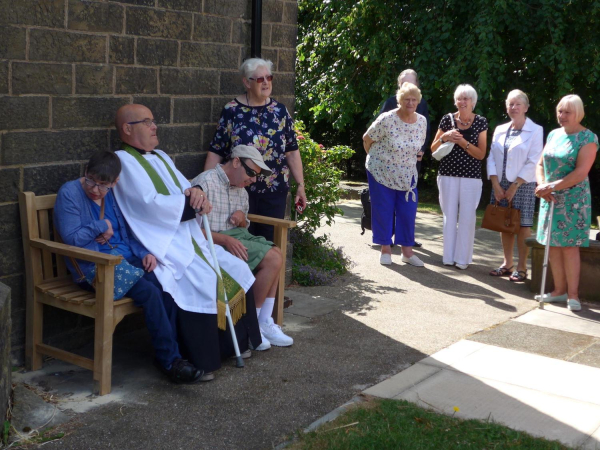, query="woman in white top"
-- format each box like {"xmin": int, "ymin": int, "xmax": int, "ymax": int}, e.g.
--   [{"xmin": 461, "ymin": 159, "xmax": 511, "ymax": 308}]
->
[
  {"xmin": 363, "ymin": 82, "xmax": 427, "ymax": 266},
  {"xmin": 487, "ymin": 90, "xmax": 543, "ymax": 282}
]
